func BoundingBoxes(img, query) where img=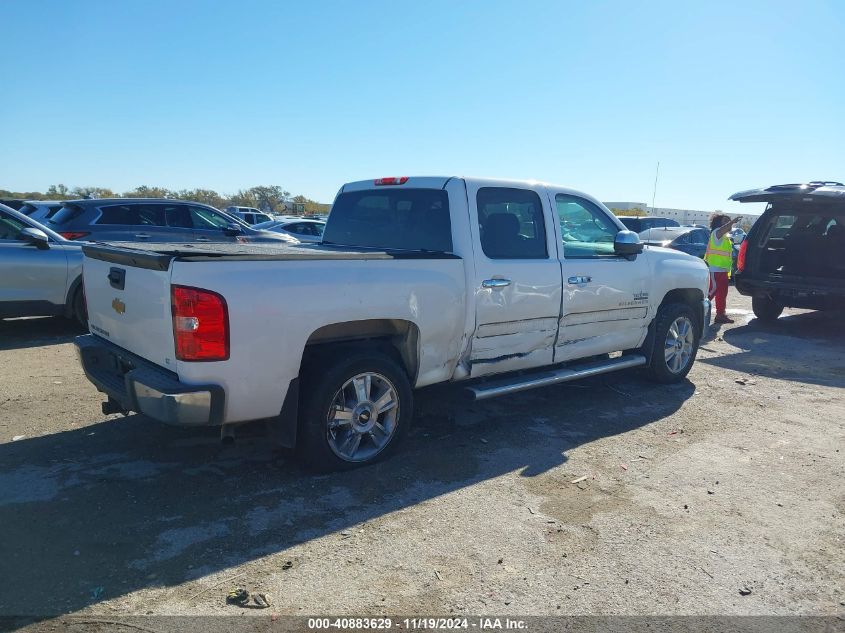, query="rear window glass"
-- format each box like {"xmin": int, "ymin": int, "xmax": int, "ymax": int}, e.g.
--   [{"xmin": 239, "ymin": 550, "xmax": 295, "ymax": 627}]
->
[
  {"xmin": 641, "ymin": 218, "xmax": 679, "ymax": 230},
  {"xmin": 769, "ymin": 214, "xmax": 797, "ymax": 238},
  {"xmin": 324, "ymin": 188, "xmax": 452, "ymax": 252},
  {"xmin": 49, "ymin": 204, "xmax": 85, "ymax": 225}
]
